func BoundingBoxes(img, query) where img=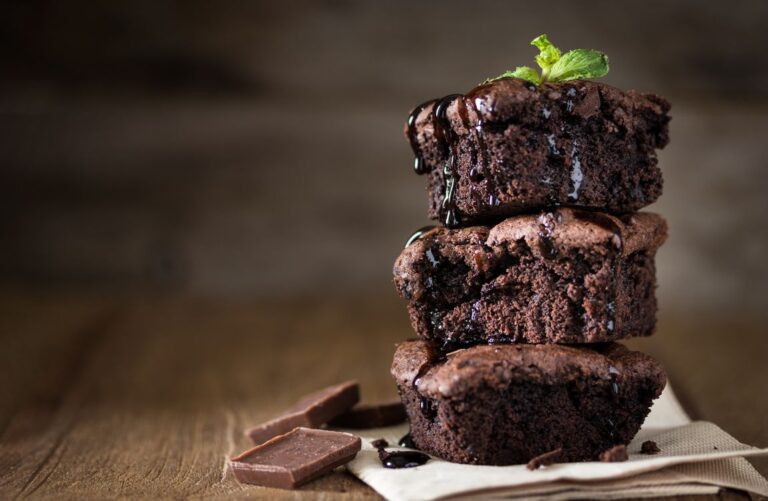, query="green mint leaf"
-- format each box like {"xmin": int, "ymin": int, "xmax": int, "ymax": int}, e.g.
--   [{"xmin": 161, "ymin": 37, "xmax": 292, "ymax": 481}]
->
[
  {"xmin": 509, "ymin": 66, "xmax": 542, "ymax": 84},
  {"xmin": 548, "ymin": 49, "xmax": 609, "ymax": 82},
  {"xmin": 485, "ymin": 34, "xmax": 609, "ymax": 85},
  {"xmin": 531, "ymin": 34, "xmax": 561, "ymax": 79},
  {"xmin": 485, "ymin": 67, "xmax": 541, "ymax": 84}
]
